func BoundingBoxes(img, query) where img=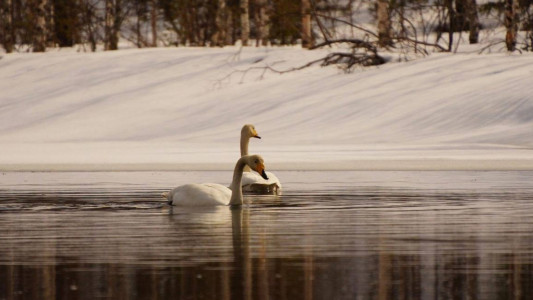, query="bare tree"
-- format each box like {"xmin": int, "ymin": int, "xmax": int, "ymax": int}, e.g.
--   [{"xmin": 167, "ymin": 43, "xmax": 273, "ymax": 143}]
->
[
  {"xmin": 105, "ymin": 0, "xmax": 114, "ymax": 49},
  {"xmin": 254, "ymin": 0, "xmax": 270, "ymax": 46},
  {"xmin": 465, "ymin": 0, "xmax": 479, "ymax": 44},
  {"xmin": 79, "ymin": 0, "xmax": 99, "ymax": 52},
  {"xmin": 46, "ymin": 0, "xmax": 54, "ymax": 46},
  {"xmin": 301, "ymin": 0, "xmax": 311, "ymax": 48},
  {"xmin": 31, "ymin": 0, "xmax": 48, "ymax": 52},
  {"xmin": 504, "ymin": 0, "xmax": 519, "ymax": 51},
  {"xmin": 213, "ymin": 0, "xmax": 229, "ymax": 46},
  {"xmin": 2, "ymin": 0, "xmax": 527, "ymax": 56},
  {"xmin": 445, "ymin": 0, "xmax": 454, "ymax": 51},
  {"xmin": 105, "ymin": 0, "xmax": 122, "ymax": 50},
  {"xmin": 376, "ymin": 0, "xmax": 392, "ymax": 47},
  {"xmin": 53, "ymin": 0, "xmax": 80, "ymax": 47},
  {"xmin": 525, "ymin": 1, "xmax": 533, "ymax": 51},
  {"xmin": 1, "ymin": 0, "xmax": 14, "ymax": 52},
  {"xmin": 151, "ymin": 0, "xmax": 157, "ymax": 46},
  {"xmin": 240, "ymin": 0, "xmax": 249, "ymax": 45},
  {"xmin": 226, "ymin": 7, "xmax": 234, "ymax": 45},
  {"xmin": 129, "ymin": 0, "xmax": 147, "ymax": 48}
]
